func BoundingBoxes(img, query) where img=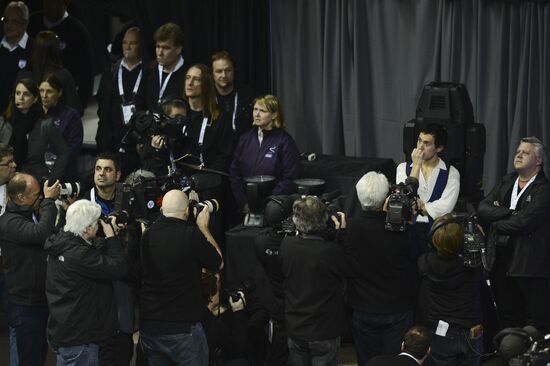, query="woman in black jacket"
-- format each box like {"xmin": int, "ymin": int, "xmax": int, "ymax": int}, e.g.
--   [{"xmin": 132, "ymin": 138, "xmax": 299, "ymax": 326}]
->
[{"xmin": 0, "ymin": 78, "xmax": 69, "ymax": 181}]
